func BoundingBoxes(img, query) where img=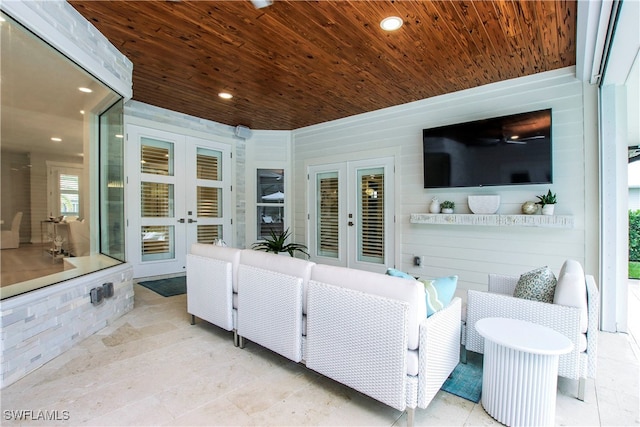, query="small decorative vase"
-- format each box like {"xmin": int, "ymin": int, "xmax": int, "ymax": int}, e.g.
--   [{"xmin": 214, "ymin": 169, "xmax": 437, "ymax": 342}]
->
[
  {"xmin": 429, "ymin": 198, "xmax": 440, "ymax": 214},
  {"xmin": 541, "ymin": 204, "xmax": 555, "ymax": 215},
  {"xmin": 442, "ymin": 208, "xmax": 454, "ymax": 214}
]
